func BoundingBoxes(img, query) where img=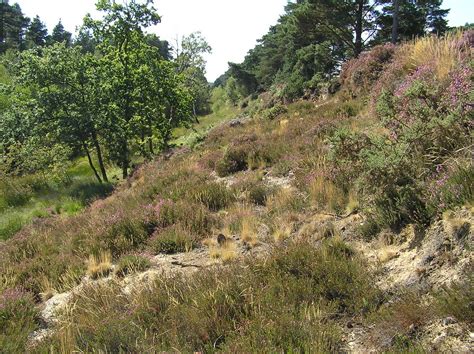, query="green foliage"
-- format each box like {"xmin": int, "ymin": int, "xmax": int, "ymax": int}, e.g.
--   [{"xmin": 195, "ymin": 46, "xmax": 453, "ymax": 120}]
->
[
  {"xmin": 261, "ymin": 104, "xmax": 288, "ymax": 120},
  {"xmin": 216, "ymin": 145, "xmax": 249, "ymax": 177},
  {"xmin": 435, "ymin": 275, "xmax": 474, "ymax": 326},
  {"xmin": 115, "ymin": 255, "xmax": 151, "ymax": 277},
  {"xmin": 0, "ymin": 214, "xmax": 24, "ymax": 241},
  {"xmin": 247, "ymin": 183, "xmax": 272, "ymax": 206},
  {"xmin": 191, "ymin": 182, "xmax": 235, "ymax": 211},
  {"xmin": 330, "ymin": 39, "xmax": 473, "ymax": 230},
  {"xmin": 0, "ymin": 289, "xmax": 39, "ymax": 352},
  {"xmin": 175, "ymin": 32, "xmax": 212, "ymax": 115},
  {"xmin": 69, "ymin": 182, "xmax": 114, "ymax": 205},
  {"xmin": 148, "ymin": 225, "xmax": 195, "ymax": 254}
]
